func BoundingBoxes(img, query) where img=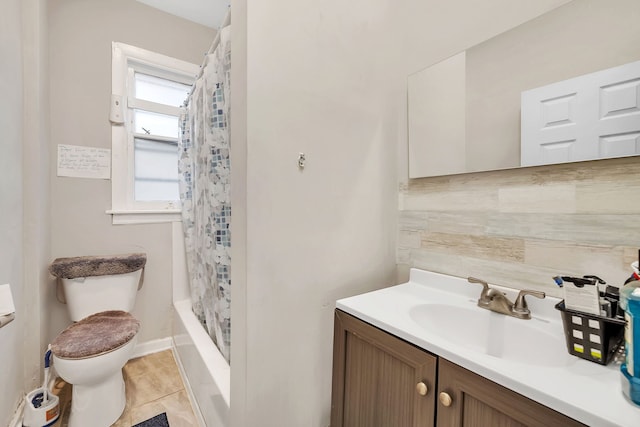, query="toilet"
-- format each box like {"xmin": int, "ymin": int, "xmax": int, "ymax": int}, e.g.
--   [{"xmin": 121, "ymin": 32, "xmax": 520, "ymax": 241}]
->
[{"xmin": 48, "ymin": 253, "xmax": 146, "ymax": 427}]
